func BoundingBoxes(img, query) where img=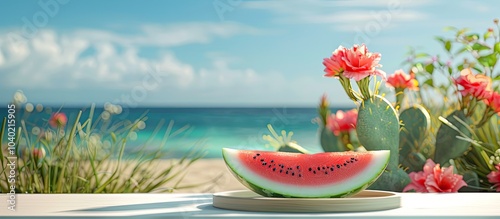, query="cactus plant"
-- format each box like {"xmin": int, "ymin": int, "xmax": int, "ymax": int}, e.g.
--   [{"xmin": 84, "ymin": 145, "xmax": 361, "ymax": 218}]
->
[
  {"xmin": 403, "ymin": 152, "xmax": 427, "ymax": 173},
  {"xmin": 368, "ymin": 167, "xmax": 411, "ymax": 192},
  {"xmin": 459, "ymin": 170, "xmax": 480, "ymax": 192},
  {"xmin": 356, "ymin": 95, "xmax": 409, "ymax": 191},
  {"xmin": 399, "ymin": 105, "xmax": 431, "ymax": 172},
  {"xmin": 434, "ymin": 110, "xmax": 472, "ymax": 165},
  {"xmin": 320, "ymin": 127, "xmax": 344, "ymax": 152},
  {"xmin": 356, "ymin": 95, "xmax": 400, "ymax": 170}
]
